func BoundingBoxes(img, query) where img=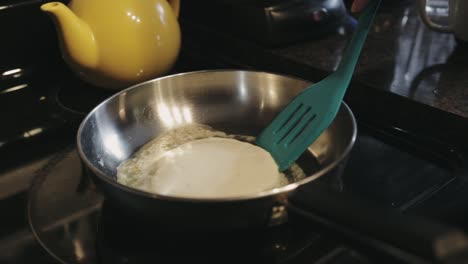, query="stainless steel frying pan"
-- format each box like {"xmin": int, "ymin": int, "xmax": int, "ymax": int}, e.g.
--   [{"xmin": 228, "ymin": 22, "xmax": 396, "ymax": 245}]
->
[
  {"xmin": 77, "ymin": 70, "xmax": 356, "ymax": 229},
  {"xmin": 77, "ymin": 70, "xmax": 468, "ymax": 263}
]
